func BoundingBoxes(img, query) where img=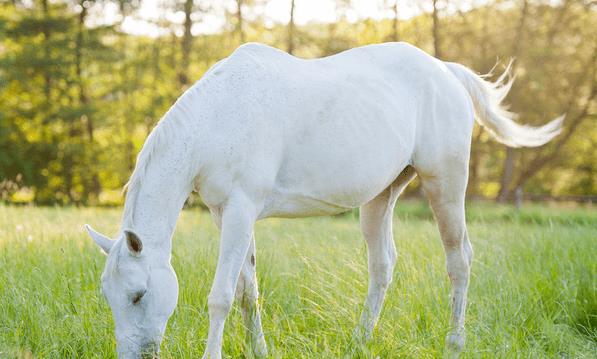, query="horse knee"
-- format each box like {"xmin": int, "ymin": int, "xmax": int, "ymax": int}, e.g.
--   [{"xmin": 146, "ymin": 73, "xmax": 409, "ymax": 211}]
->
[
  {"xmin": 370, "ymin": 259, "xmax": 395, "ymax": 289},
  {"xmin": 208, "ymin": 292, "xmax": 234, "ymax": 318}
]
